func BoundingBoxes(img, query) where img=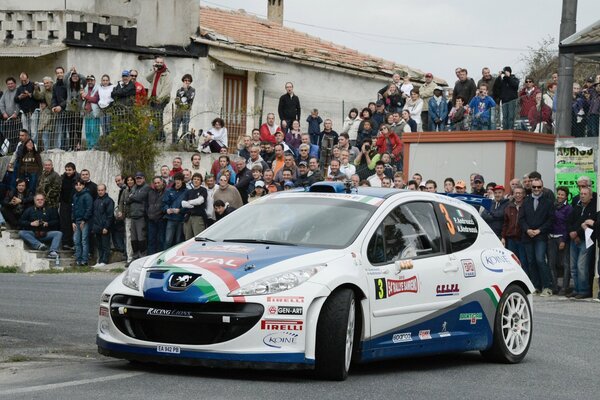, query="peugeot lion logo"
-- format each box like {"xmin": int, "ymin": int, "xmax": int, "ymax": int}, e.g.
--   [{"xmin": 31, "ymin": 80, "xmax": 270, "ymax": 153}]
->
[{"xmin": 168, "ymin": 273, "xmax": 201, "ymax": 291}]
